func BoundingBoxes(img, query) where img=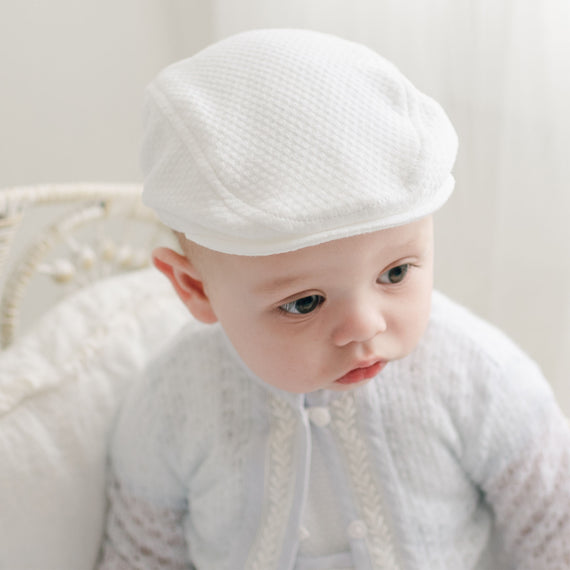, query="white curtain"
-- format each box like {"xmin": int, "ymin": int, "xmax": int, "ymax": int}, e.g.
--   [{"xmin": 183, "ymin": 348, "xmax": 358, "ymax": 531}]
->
[{"xmin": 208, "ymin": 0, "xmax": 570, "ymax": 410}]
